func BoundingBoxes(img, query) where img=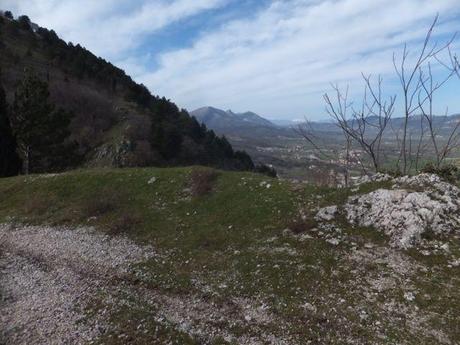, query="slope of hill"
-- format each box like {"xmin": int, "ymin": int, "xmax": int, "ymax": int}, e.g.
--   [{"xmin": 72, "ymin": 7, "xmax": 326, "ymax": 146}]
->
[
  {"xmin": 191, "ymin": 106, "xmax": 275, "ymax": 131},
  {"xmin": 0, "ymin": 167, "xmax": 459, "ymax": 344},
  {"xmin": 0, "ymin": 14, "xmax": 254, "ymax": 172}
]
